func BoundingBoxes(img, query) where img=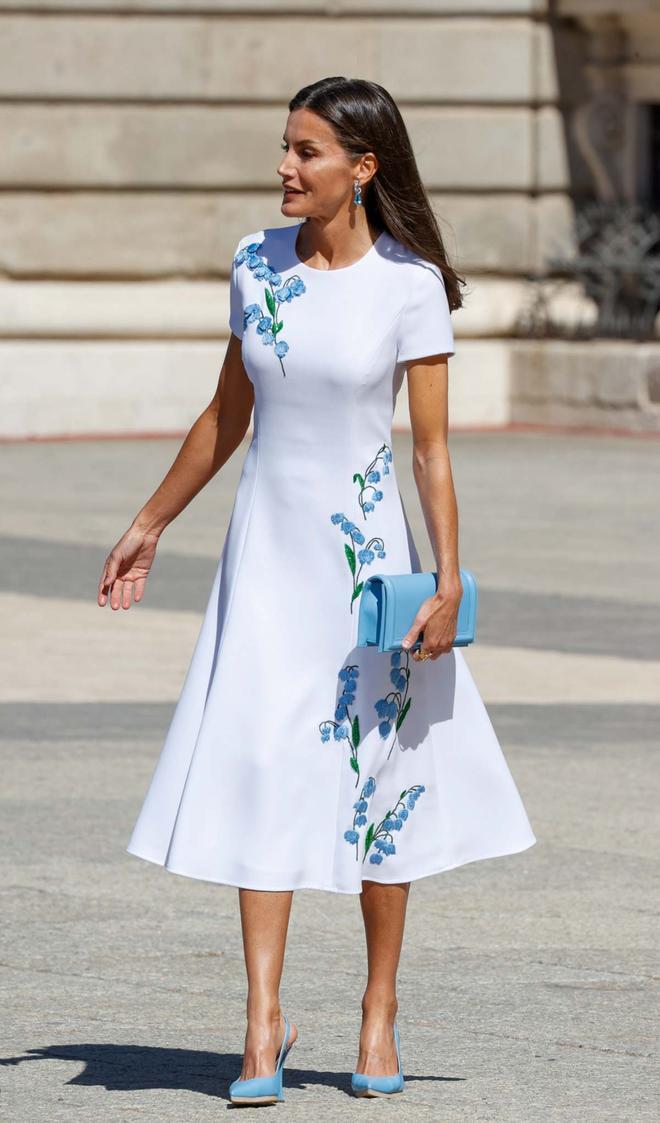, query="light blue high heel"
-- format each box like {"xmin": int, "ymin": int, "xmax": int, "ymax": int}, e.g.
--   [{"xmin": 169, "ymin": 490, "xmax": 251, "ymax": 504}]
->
[
  {"xmin": 228, "ymin": 1012, "xmax": 295, "ymax": 1105},
  {"xmin": 351, "ymin": 1020, "xmax": 404, "ymax": 1097}
]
